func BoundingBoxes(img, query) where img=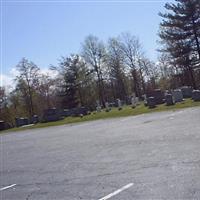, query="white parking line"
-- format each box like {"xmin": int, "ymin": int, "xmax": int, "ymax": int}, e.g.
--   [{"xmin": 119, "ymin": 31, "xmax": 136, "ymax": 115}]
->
[
  {"xmin": 98, "ymin": 183, "xmax": 134, "ymax": 200},
  {"xmin": 0, "ymin": 184, "xmax": 16, "ymax": 191}
]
